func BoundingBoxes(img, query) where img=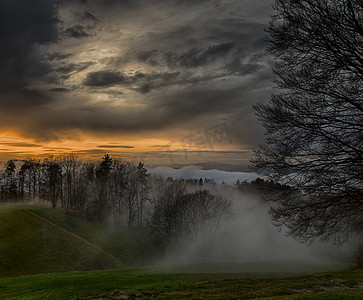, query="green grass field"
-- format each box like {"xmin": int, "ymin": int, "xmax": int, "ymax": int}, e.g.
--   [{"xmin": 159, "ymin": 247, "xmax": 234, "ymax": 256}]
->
[
  {"xmin": 0, "ymin": 268, "xmax": 361, "ymax": 299},
  {"xmin": 0, "ymin": 204, "xmax": 361, "ymax": 299}
]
